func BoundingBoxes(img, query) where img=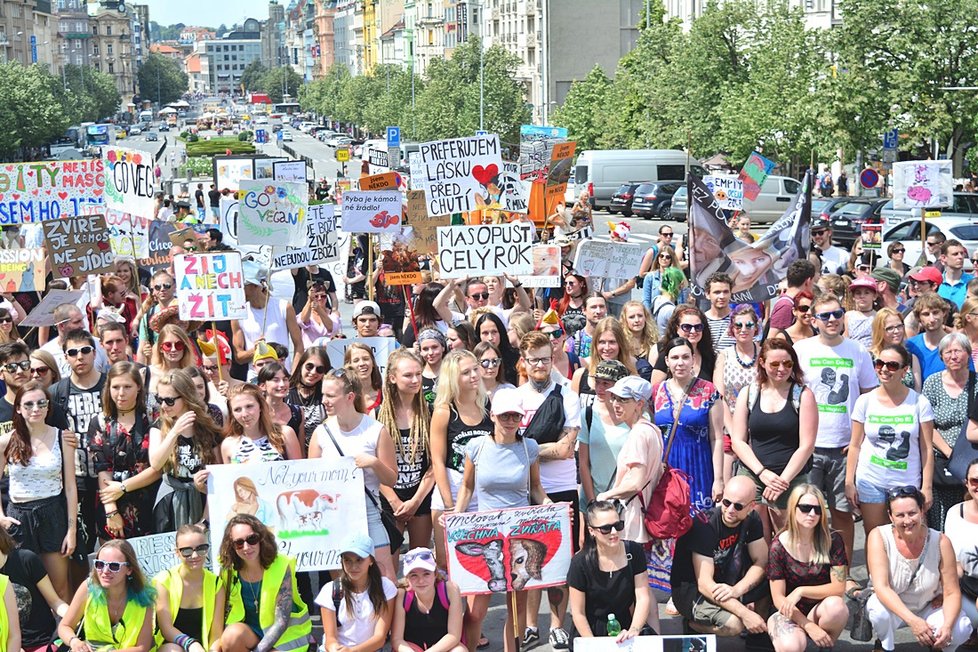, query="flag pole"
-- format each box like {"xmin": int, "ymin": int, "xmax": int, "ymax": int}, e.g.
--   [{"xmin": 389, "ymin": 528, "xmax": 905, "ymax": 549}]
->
[
  {"xmin": 212, "ymin": 321, "xmax": 223, "ymax": 382},
  {"xmin": 260, "ymin": 247, "xmax": 274, "ymax": 336}
]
